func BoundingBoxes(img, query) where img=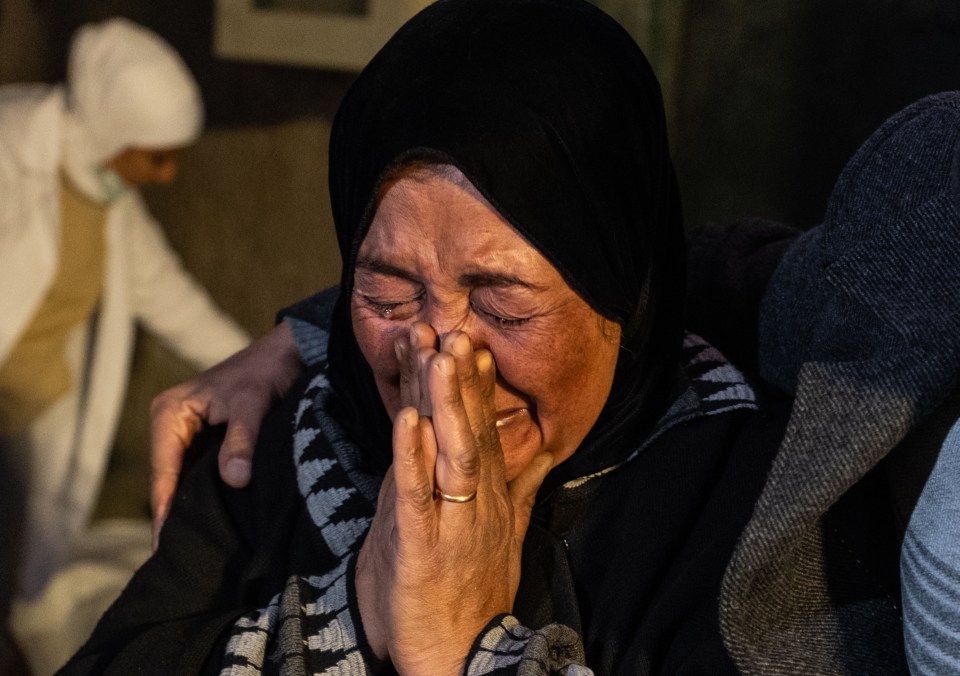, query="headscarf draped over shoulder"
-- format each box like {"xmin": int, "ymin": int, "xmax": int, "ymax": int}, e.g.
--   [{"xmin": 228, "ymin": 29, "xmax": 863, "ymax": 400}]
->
[{"xmin": 327, "ymin": 0, "xmax": 686, "ymax": 484}]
